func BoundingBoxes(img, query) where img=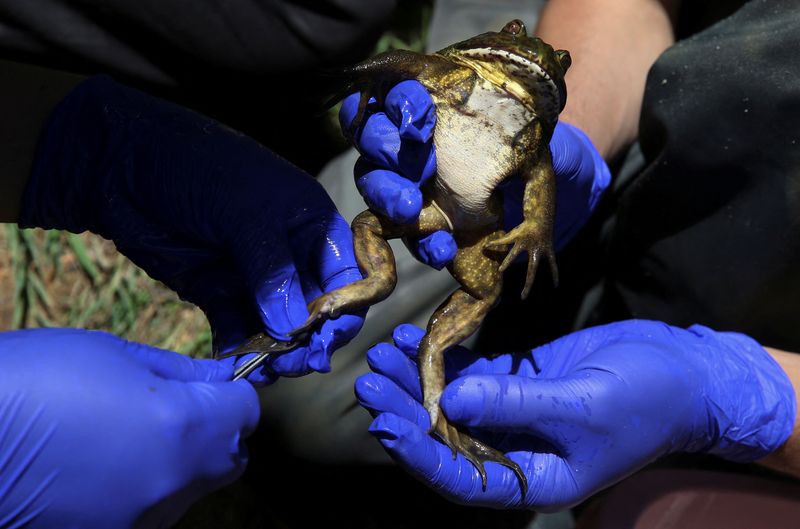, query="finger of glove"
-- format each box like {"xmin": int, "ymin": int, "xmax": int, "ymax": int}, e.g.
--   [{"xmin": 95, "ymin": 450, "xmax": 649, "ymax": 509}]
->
[
  {"xmin": 441, "ymin": 374, "xmax": 596, "ymax": 446},
  {"xmin": 125, "ymin": 341, "xmax": 233, "ymax": 382},
  {"xmin": 243, "ymin": 233, "xmax": 308, "ymax": 341},
  {"xmin": 356, "ymin": 373, "xmax": 430, "ymax": 428},
  {"xmin": 359, "ymin": 113, "xmax": 436, "ymax": 183},
  {"xmin": 392, "ymin": 323, "xmax": 425, "ymax": 357},
  {"xmin": 304, "ymin": 211, "xmax": 362, "ymax": 295},
  {"xmin": 384, "ymin": 80, "xmax": 436, "ymax": 143},
  {"xmin": 549, "ymin": 122, "xmax": 611, "ymax": 248},
  {"xmin": 338, "ymin": 92, "xmax": 362, "ymax": 134},
  {"xmin": 366, "ymin": 342, "xmax": 424, "ymax": 401},
  {"xmin": 411, "ymin": 231, "xmax": 457, "ymax": 270},
  {"xmin": 368, "ymin": 413, "xmax": 525, "ymax": 507},
  {"xmin": 355, "ymin": 159, "xmax": 423, "ymax": 224}
]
